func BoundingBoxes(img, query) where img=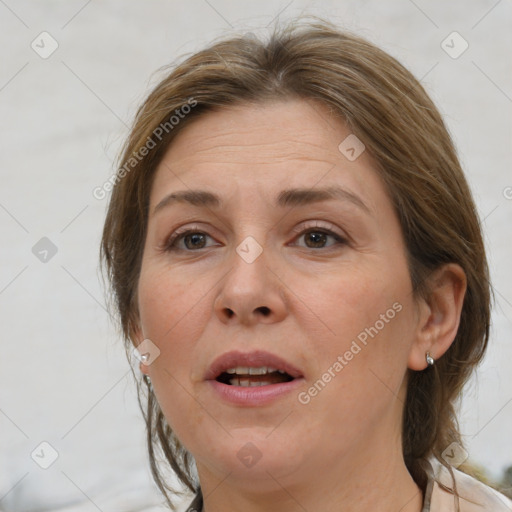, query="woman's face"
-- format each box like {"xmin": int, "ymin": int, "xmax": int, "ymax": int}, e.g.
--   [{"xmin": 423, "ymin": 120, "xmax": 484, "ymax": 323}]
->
[{"xmin": 136, "ymin": 99, "xmax": 424, "ymax": 491}]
